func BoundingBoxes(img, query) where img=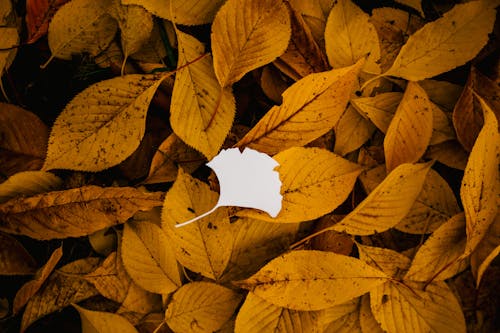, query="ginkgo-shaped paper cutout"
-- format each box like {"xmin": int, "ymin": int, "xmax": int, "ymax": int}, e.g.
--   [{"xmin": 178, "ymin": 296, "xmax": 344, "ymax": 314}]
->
[{"xmin": 175, "ymin": 148, "xmax": 282, "ymax": 228}]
